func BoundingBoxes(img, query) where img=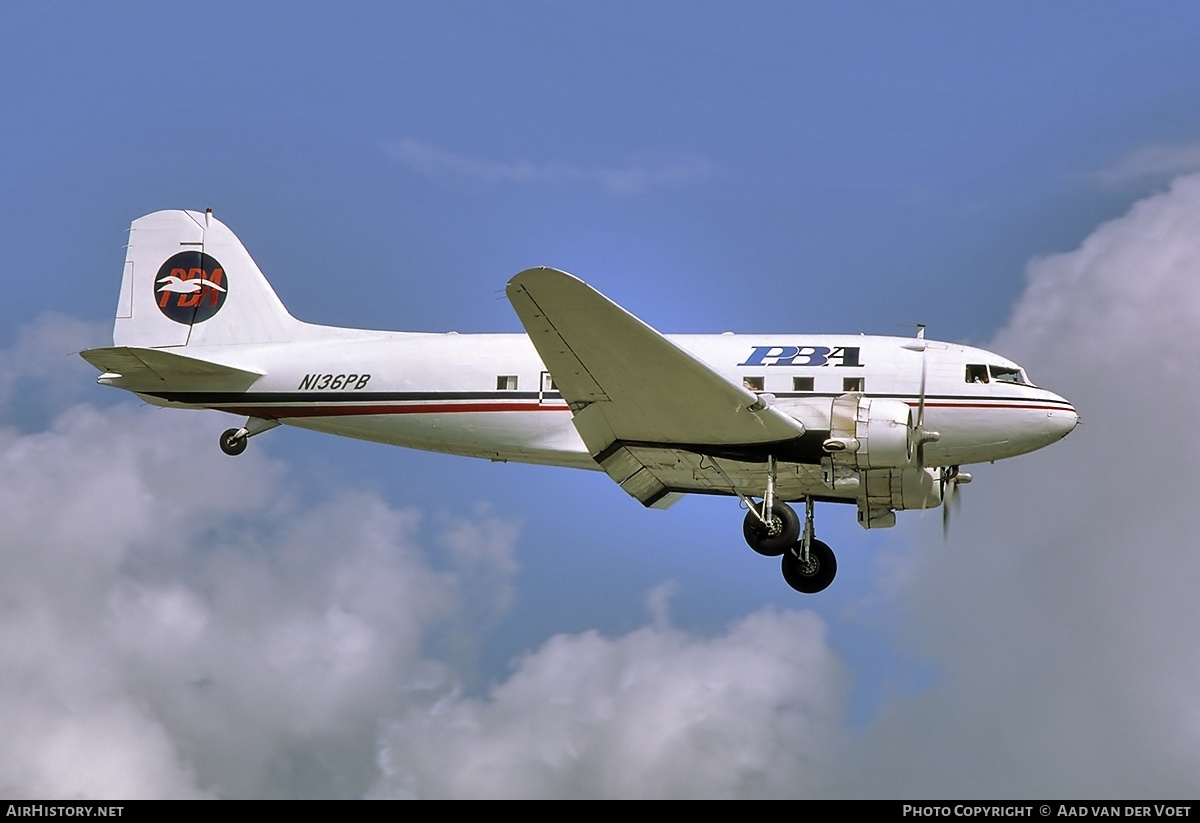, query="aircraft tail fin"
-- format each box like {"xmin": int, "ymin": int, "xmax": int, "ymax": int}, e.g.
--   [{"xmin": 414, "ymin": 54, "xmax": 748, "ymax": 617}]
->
[{"xmin": 113, "ymin": 209, "xmax": 302, "ymax": 348}]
